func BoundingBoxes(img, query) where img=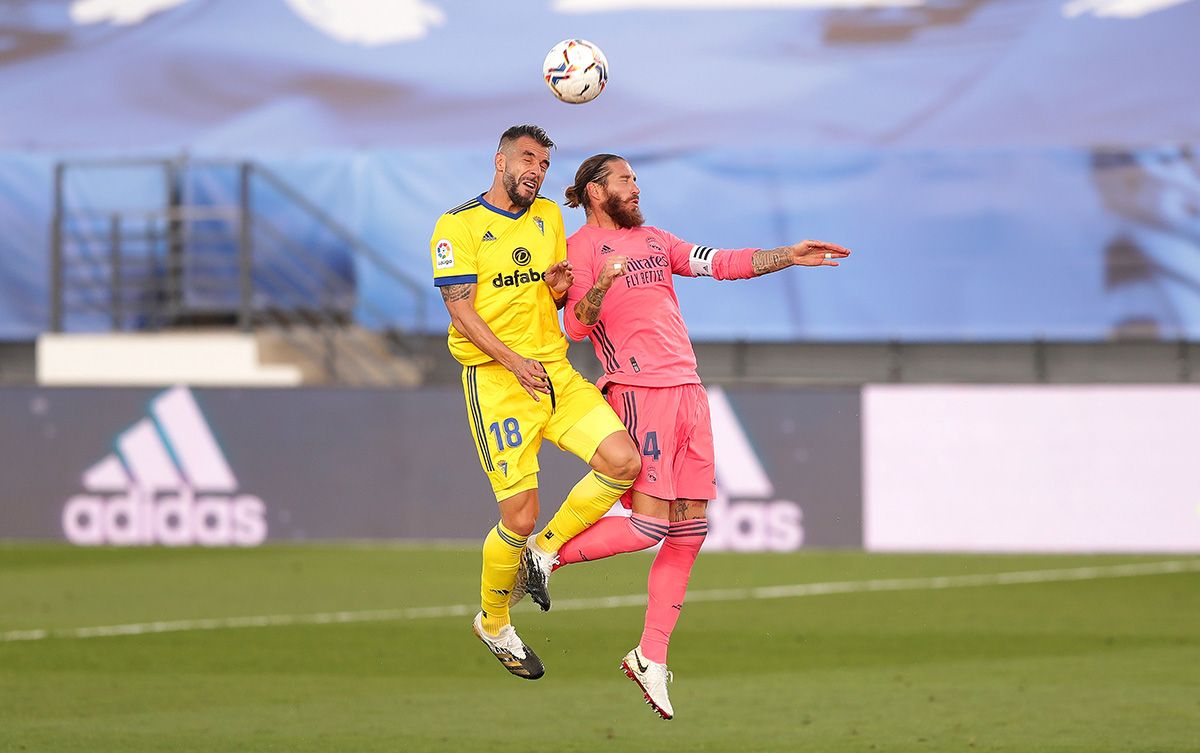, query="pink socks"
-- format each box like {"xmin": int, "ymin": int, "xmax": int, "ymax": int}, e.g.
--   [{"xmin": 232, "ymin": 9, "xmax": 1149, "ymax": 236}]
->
[
  {"xmin": 555, "ymin": 513, "xmax": 708, "ymax": 666},
  {"xmin": 555, "ymin": 513, "xmax": 668, "ymax": 567},
  {"xmin": 639, "ymin": 518, "xmax": 708, "ymax": 664}
]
